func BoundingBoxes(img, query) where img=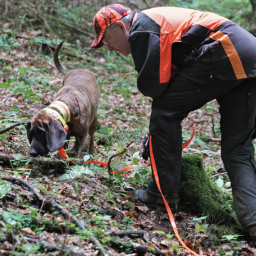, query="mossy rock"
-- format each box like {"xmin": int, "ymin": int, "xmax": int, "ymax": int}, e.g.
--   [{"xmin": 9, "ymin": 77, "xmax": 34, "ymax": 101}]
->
[{"xmin": 179, "ymin": 156, "xmax": 239, "ymax": 225}]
